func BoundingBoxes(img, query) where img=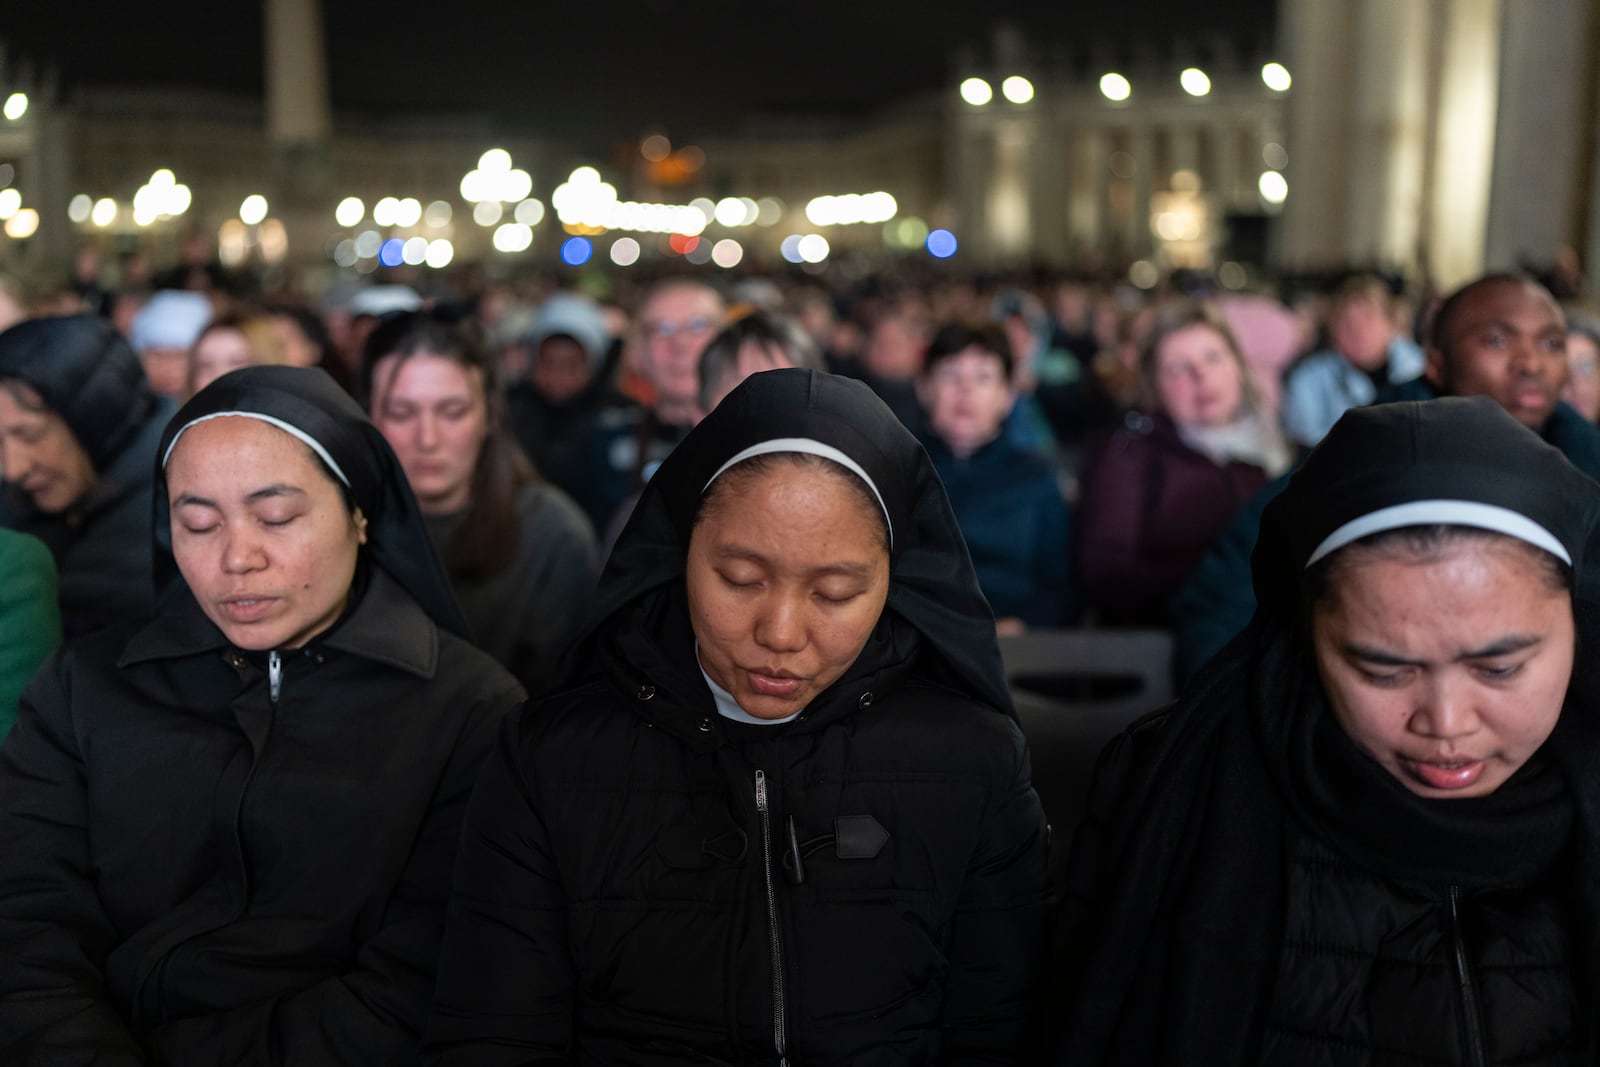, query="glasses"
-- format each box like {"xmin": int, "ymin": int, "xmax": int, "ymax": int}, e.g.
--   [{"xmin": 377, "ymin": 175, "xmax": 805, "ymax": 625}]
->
[{"xmin": 643, "ymin": 315, "xmax": 716, "ymax": 340}]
